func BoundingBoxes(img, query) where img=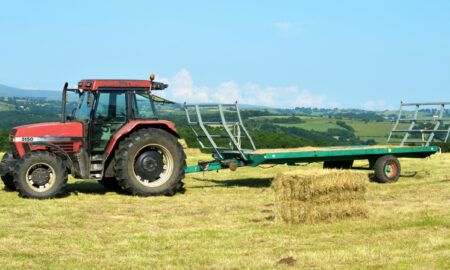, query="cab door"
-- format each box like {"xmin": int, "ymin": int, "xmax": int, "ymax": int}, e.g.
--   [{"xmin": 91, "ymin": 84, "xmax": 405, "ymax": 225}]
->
[{"xmin": 91, "ymin": 92, "xmax": 127, "ymax": 152}]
